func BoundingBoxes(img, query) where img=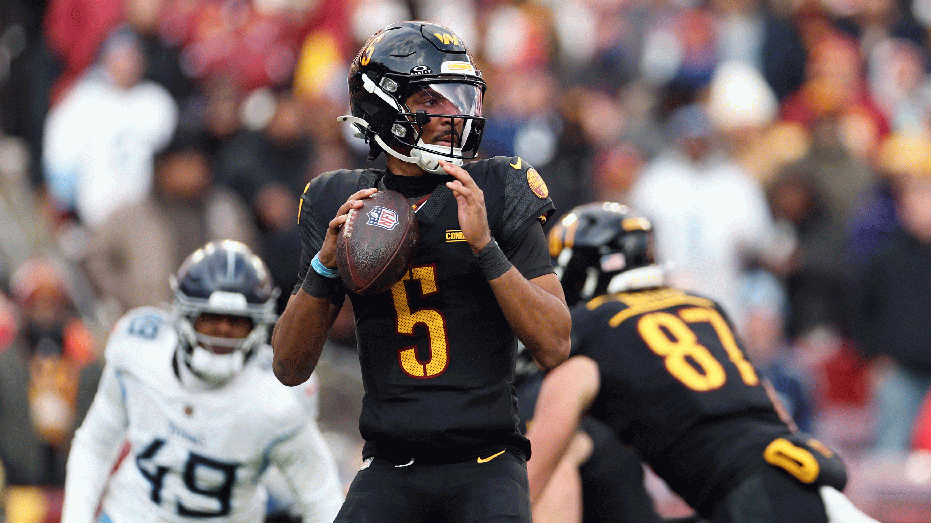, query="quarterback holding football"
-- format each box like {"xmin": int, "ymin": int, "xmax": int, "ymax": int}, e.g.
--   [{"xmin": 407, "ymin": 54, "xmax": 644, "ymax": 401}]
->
[{"xmin": 272, "ymin": 20, "xmax": 571, "ymax": 523}]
